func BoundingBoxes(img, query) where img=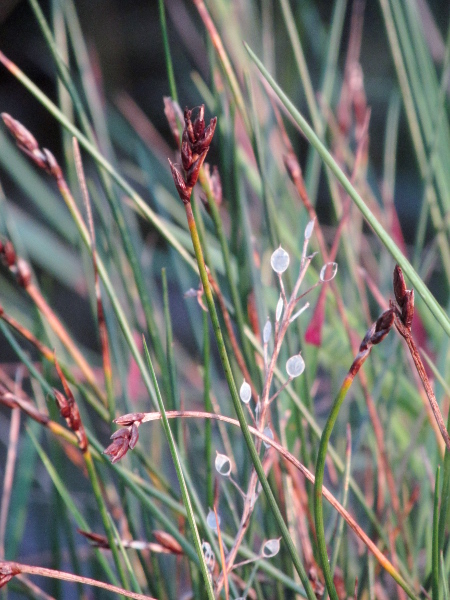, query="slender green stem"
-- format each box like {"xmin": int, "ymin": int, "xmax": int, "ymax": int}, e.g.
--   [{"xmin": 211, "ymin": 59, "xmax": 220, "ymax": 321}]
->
[
  {"xmin": 432, "ymin": 466, "xmax": 440, "ymax": 600},
  {"xmin": 161, "ymin": 269, "xmax": 180, "ymax": 422},
  {"xmin": 203, "ymin": 310, "xmax": 214, "ymax": 509},
  {"xmin": 441, "ymin": 551, "xmax": 450, "ymax": 600},
  {"xmin": 327, "ymin": 425, "xmax": 352, "ymax": 597},
  {"xmin": 83, "ymin": 451, "xmax": 129, "ymax": 589},
  {"xmin": 158, "ymin": 0, "xmax": 177, "ymax": 102},
  {"xmin": 183, "ymin": 200, "xmax": 316, "ymax": 600},
  {"xmin": 142, "ymin": 339, "xmax": 215, "ymax": 600},
  {"xmin": 314, "ymin": 372, "xmax": 354, "ymax": 600}
]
